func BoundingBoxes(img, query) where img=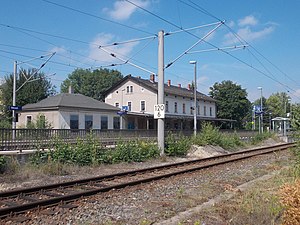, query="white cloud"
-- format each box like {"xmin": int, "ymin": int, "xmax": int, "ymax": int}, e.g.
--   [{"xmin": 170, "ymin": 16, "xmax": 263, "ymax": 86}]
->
[
  {"xmin": 49, "ymin": 46, "xmax": 67, "ymax": 54},
  {"xmin": 223, "ymin": 26, "xmax": 275, "ymax": 45},
  {"xmin": 88, "ymin": 33, "xmax": 138, "ymax": 64},
  {"xmin": 104, "ymin": 0, "xmax": 150, "ymax": 21},
  {"xmin": 223, "ymin": 14, "xmax": 276, "ymax": 45},
  {"xmin": 238, "ymin": 15, "xmax": 258, "ymax": 27}
]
